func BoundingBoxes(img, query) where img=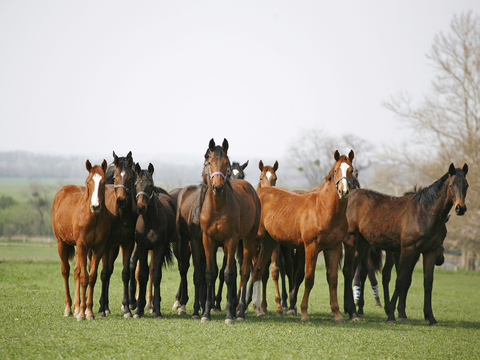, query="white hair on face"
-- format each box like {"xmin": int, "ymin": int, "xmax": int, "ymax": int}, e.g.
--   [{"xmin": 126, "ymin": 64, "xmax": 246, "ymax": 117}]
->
[
  {"xmin": 120, "ymin": 171, "xmax": 125, "ymax": 179},
  {"xmin": 233, "ymin": 169, "xmax": 239, "ymax": 176},
  {"xmin": 266, "ymin": 171, "xmax": 272, "ymax": 180},
  {"xmin": 340, "ymin": 162, "xmax": 350, "ymax": 190},
  {"xmin": 91, "ymin": 173, "xmax": 102, "ymax": 207}
]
